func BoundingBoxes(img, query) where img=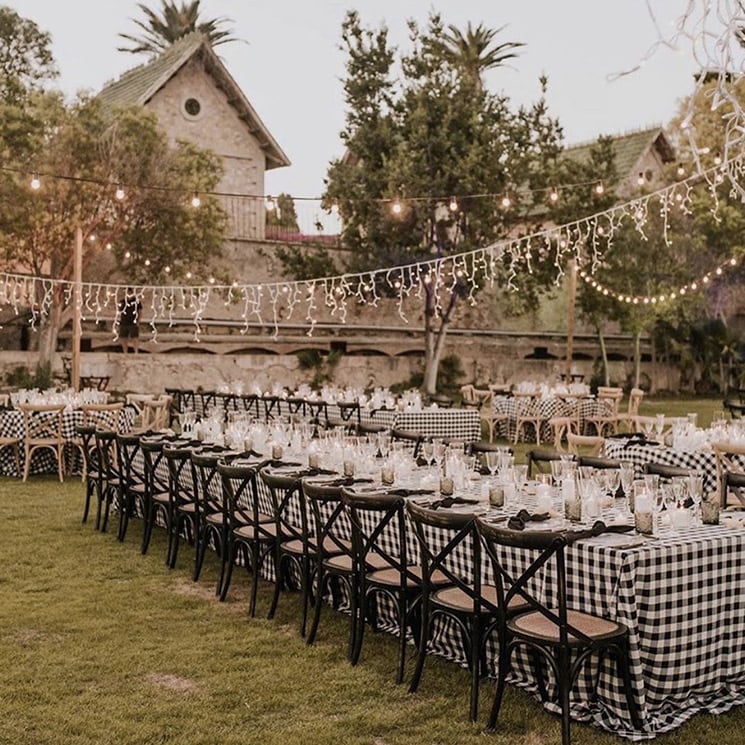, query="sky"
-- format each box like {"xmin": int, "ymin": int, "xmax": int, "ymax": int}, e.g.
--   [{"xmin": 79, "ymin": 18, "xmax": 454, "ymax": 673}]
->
[{"xmin": 10, "ymin": 0, "xmax": 704, "ymax": 200}]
